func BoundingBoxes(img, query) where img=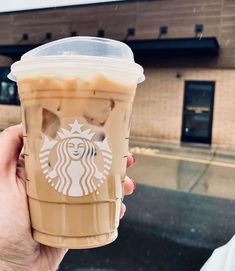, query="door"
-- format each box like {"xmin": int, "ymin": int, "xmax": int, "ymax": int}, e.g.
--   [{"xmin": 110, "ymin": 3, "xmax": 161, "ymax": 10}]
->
[{"xmin": 181, "ymin": 81, "xmax": 215, "ymax": 145}]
